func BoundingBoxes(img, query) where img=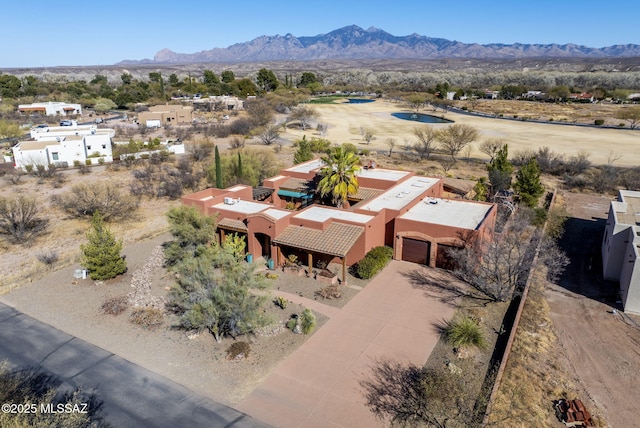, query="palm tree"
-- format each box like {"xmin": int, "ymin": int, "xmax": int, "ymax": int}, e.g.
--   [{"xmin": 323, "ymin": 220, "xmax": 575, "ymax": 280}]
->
[{"xmin": 318, "ymin": 146, "xmax": 360, "ymax": 208}]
